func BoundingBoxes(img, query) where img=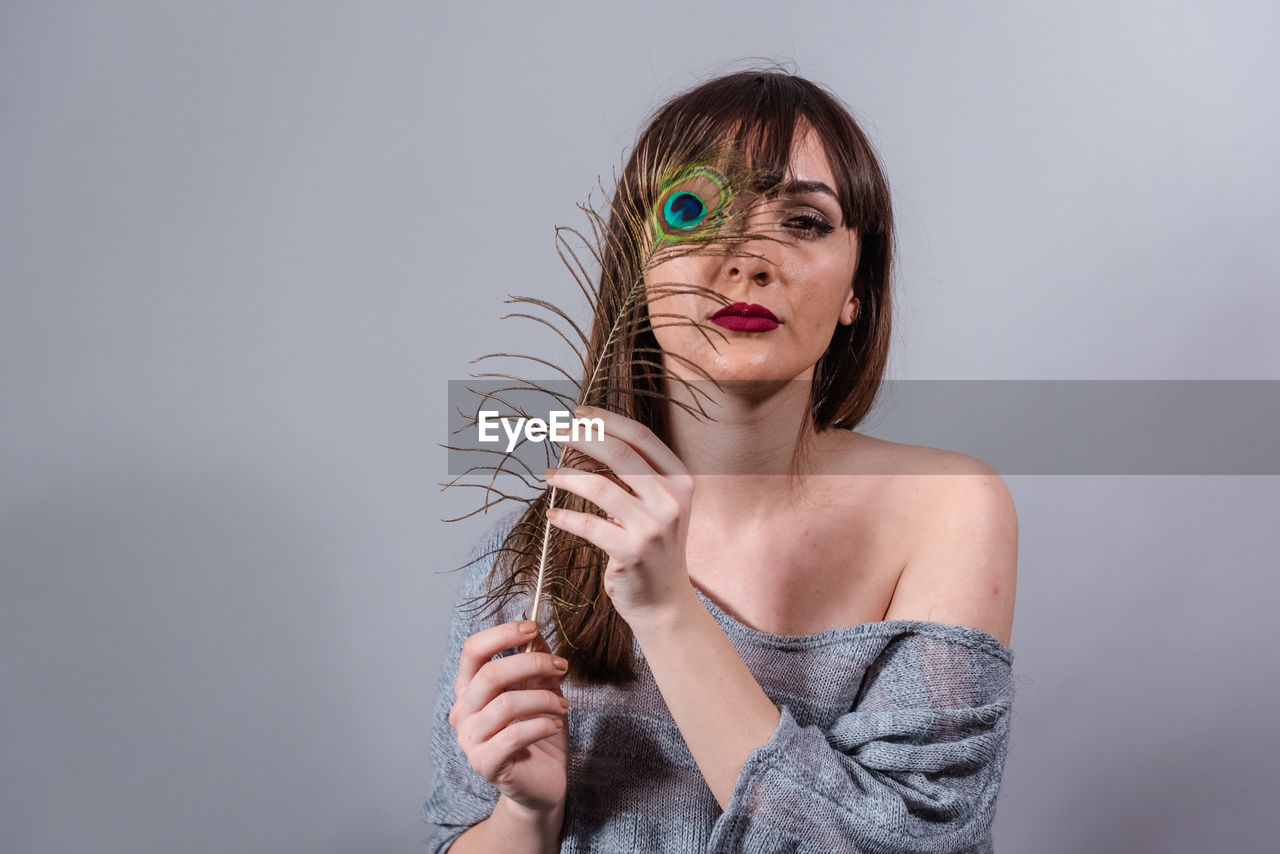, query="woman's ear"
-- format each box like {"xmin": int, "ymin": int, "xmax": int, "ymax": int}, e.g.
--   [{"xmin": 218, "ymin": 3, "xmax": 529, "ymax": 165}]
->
[{"xmin": 840, "ymin": 293, "xmax": 861, "ymax": 326}]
